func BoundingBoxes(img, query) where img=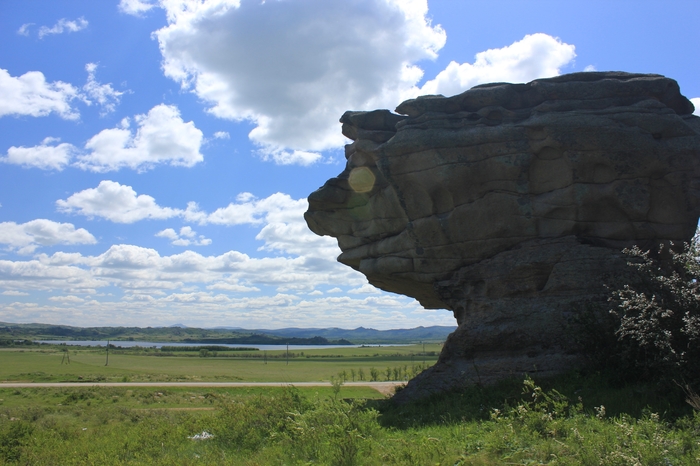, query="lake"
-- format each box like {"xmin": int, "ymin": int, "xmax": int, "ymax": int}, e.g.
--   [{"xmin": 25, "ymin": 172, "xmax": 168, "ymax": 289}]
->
[{"xmin": 35, "ymin": 340, "xmax": 403, "ymax": 351}]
